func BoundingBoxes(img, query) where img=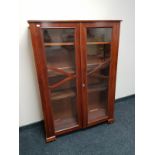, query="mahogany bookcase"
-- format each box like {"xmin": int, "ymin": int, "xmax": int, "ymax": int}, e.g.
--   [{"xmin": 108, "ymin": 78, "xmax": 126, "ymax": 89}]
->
[{"xmin": 28, "ymin": 20, "xmax": 121, "ymax": 142}]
